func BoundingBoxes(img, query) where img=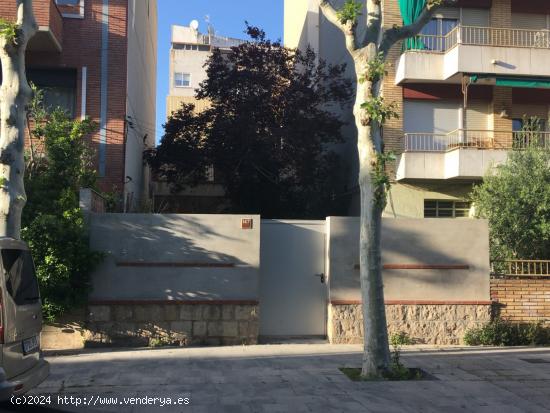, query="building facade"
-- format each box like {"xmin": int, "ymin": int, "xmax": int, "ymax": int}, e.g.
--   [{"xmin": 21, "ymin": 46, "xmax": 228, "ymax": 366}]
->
[
  {"xmin": 285, "ymin": 0, "xmax": 550, "ymax": 218},
  {"xmin": 166, "ymin": 22, "xmax": 243, "ymax": 117},
  {"xmin": 0, "ymin": 0, "xmax": 158, "ymax": 211}
]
